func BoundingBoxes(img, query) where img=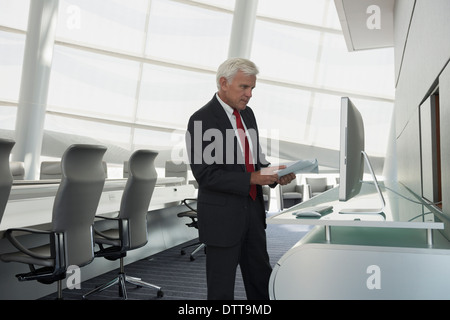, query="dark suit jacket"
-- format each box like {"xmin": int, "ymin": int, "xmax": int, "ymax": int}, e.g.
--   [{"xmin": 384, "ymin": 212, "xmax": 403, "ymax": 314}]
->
[{"xmin": 186, "ymin": 95, "xmax": 271, "ymax": 247}]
